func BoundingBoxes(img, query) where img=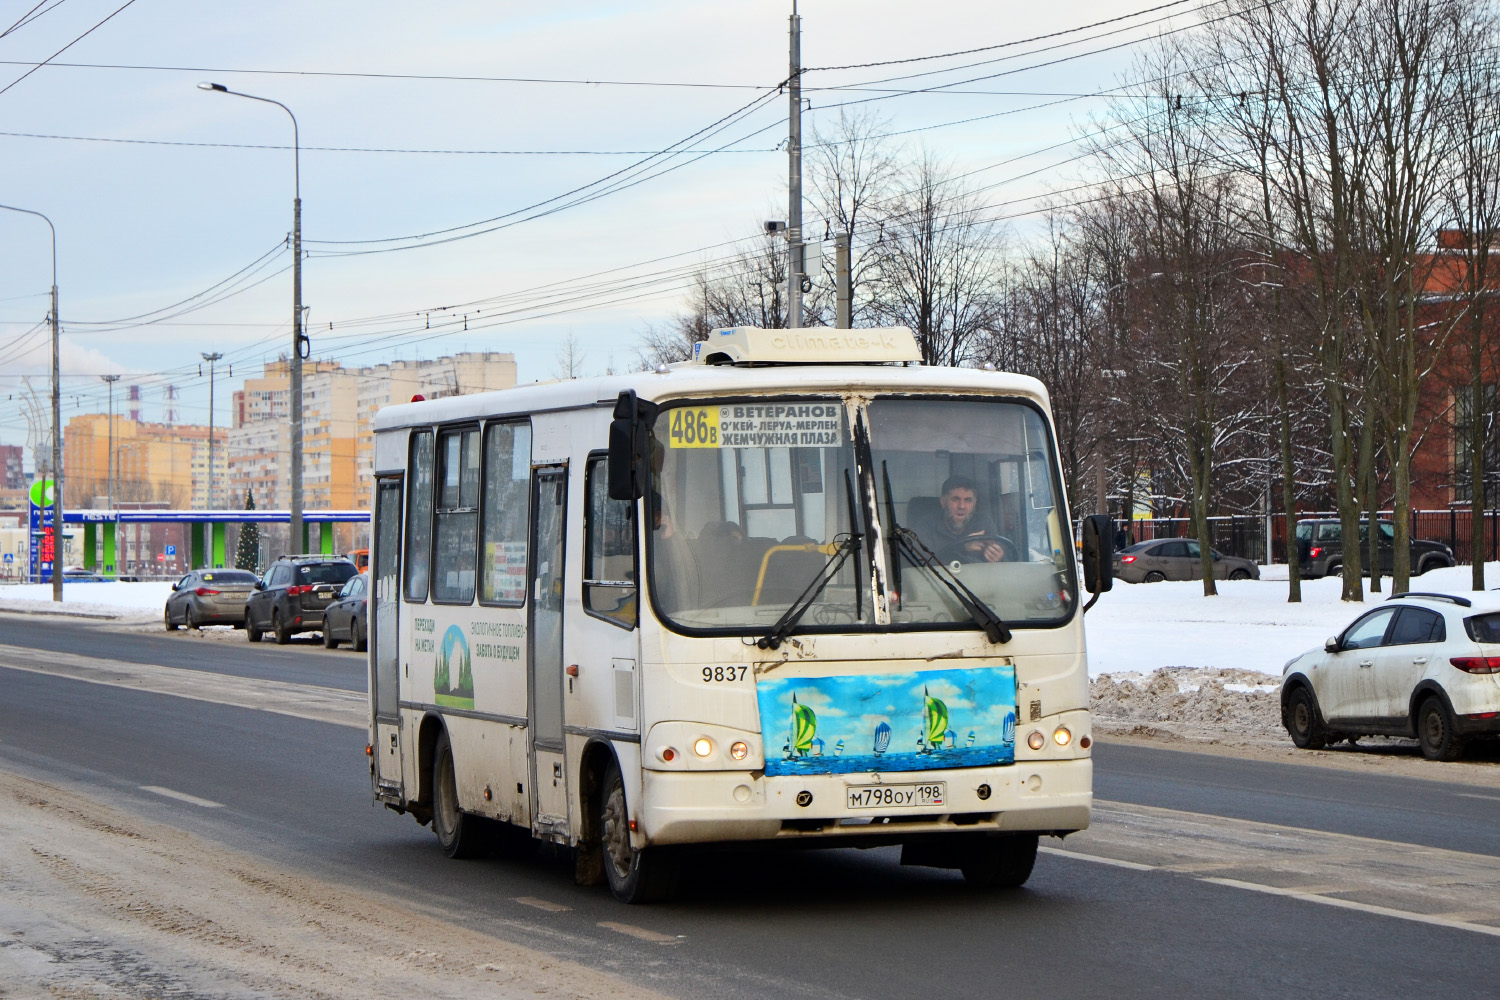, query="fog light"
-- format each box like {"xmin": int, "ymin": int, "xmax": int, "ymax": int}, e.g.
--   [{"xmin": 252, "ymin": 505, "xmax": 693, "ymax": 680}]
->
[
  {"xmin": 730, "ymin": 741, "xmax": 749, "ymax": 760},
  {"xmin": 795, "ymin": 790, "xmax": 813, "ymax": 807},
  {"xmin": 1053, "ymin": 727, "xmax": 1072, "ymax": 747},
  {"xmin": 693, "ymin": 738, "xmax": 713, "ymax": 757},
  {"xmin": 1026, "ymin": 731, "xmax": 1045, "ymax": 751},
  {"xmin": 976, "ymin": 783, "xmax": 991, "ymax": 801},
  {"xmin": 659, "ymin": 746, "xmax": 677, "ymax": 763}
]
